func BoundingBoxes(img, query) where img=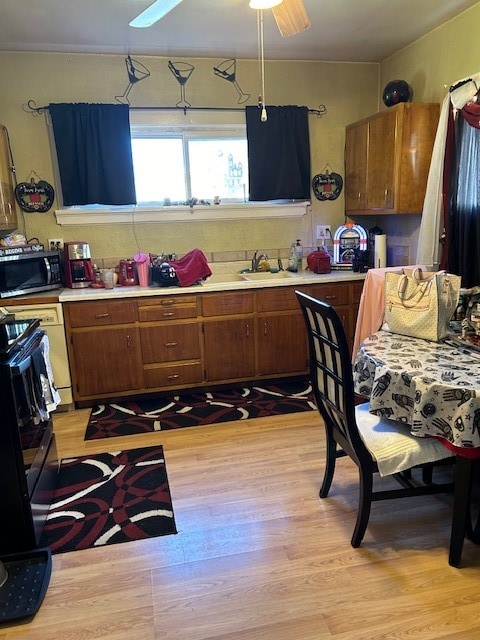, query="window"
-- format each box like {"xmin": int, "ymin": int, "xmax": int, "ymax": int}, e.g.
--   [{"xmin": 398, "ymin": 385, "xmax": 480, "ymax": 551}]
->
[{"xmin": 130, "ymin": 125, "xmax": 249, "ymax": 205}]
